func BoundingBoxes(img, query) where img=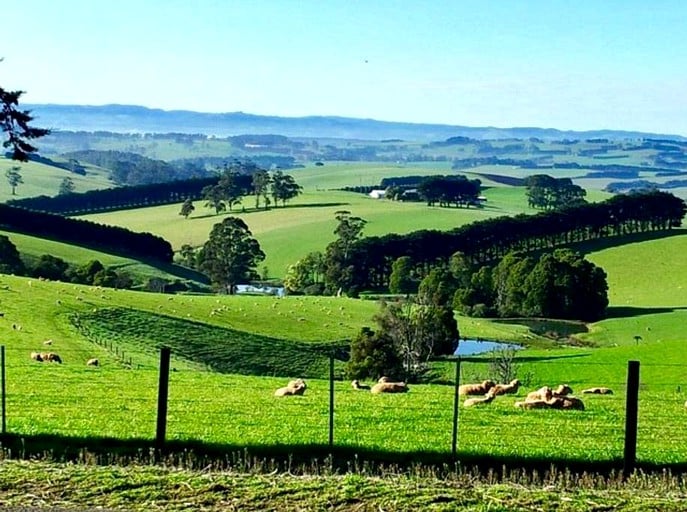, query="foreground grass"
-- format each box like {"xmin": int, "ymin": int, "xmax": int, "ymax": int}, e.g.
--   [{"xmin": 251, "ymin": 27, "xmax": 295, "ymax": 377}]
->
[
  {"xmin": 0, "ymin": 459, "xmax": 685, "ymax": 511},
  {"xmin": 0, "ymin": 230, "xmax": 686, "ymax": 468}
]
